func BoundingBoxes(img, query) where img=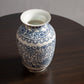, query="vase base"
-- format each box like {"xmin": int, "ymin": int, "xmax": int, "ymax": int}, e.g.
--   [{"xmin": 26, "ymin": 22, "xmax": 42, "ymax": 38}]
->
[
  {"xmin": 23, "ymin": 64, "xmax": 46, "ymax": 73},
  {"xmin": 28, "ymin": 68, "xmax": 46, "ymax": 73}
]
